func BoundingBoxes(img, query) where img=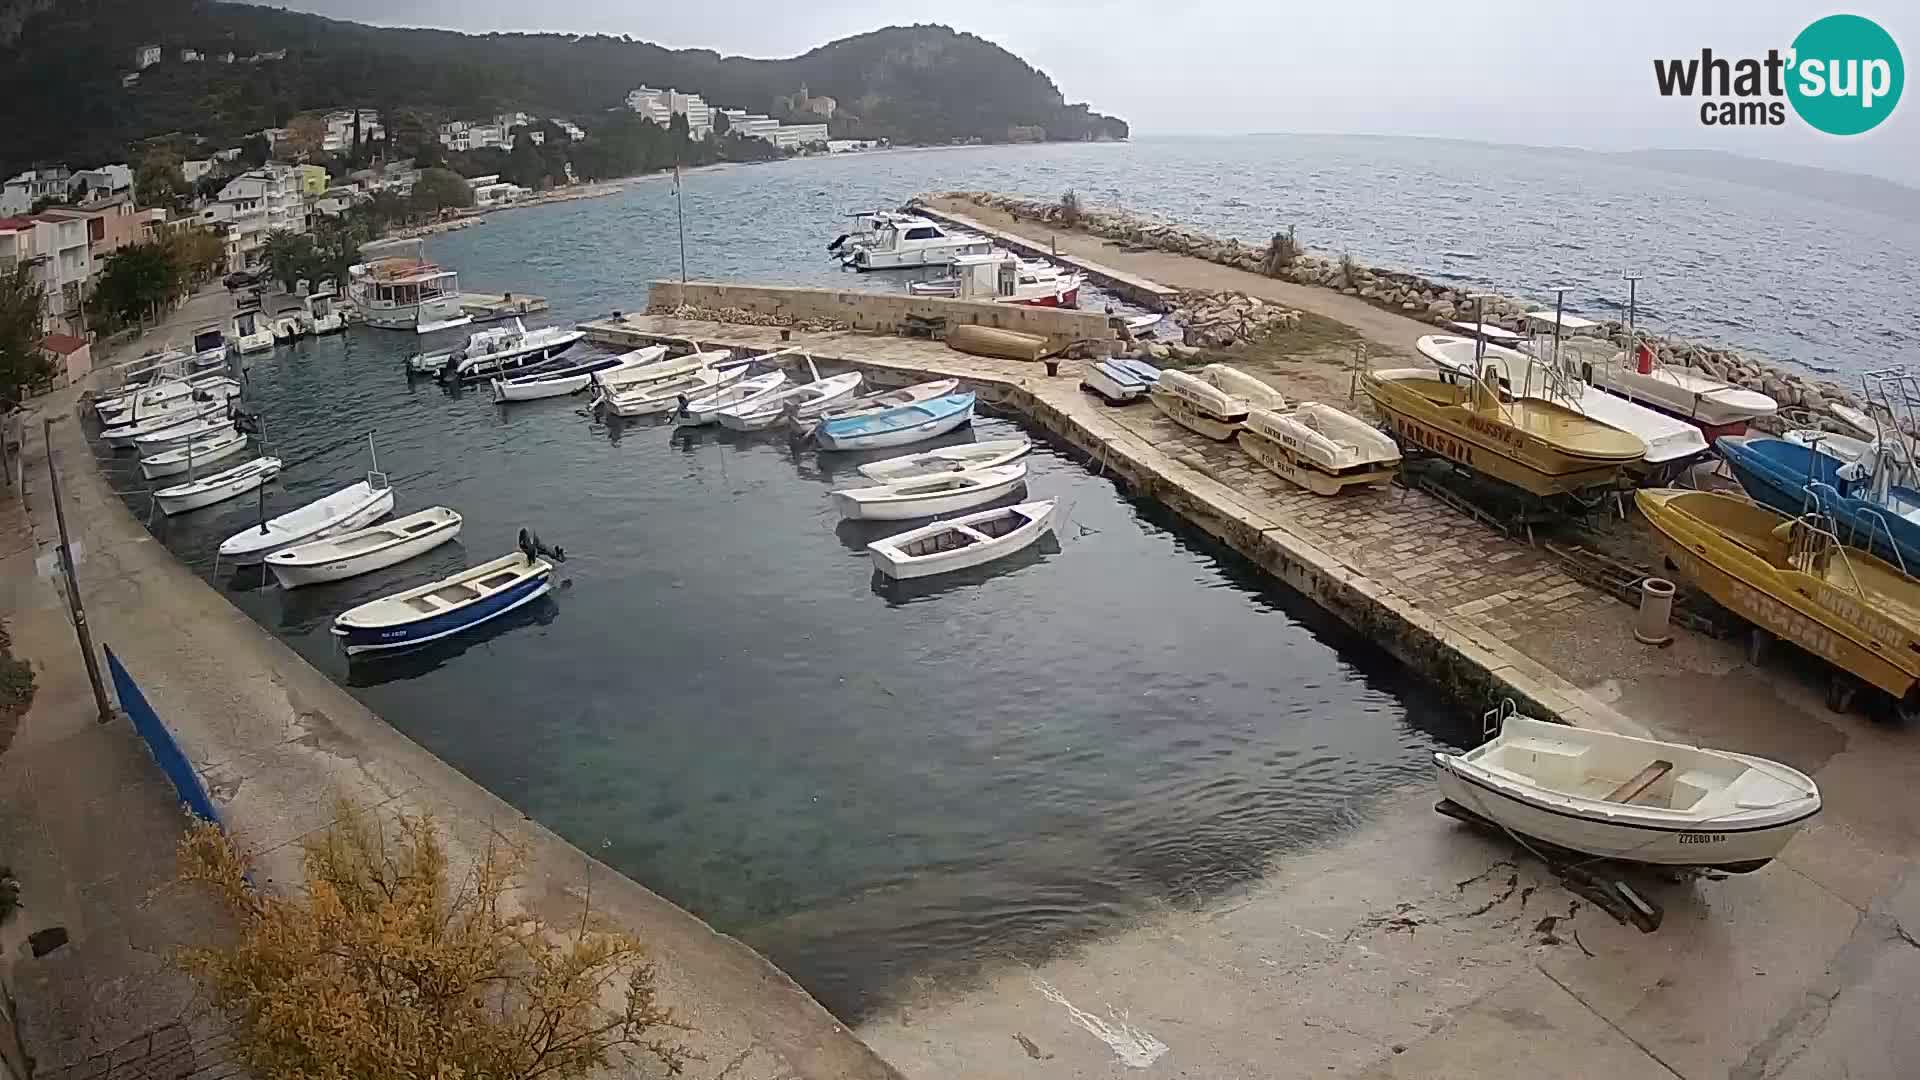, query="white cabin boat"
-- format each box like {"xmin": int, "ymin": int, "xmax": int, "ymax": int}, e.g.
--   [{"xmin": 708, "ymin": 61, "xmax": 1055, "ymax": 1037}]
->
[
  {"xmin": 349, "ymin": 242, "xmax": 466, "ymax": 331},
  {"xmin": 857, "ymin": 437, "xmax": 1033, "ymax": 482},
  {"xmin": 1149, "ymin": 369, "xmax": 1253, "ymax": 441},
  {"xmin": 841, "ymin": 217, "xmax": 994, "ymax": 271},
  {"xmin": 266, "ymin": 507, "xmax": 463, "ymax": 589},
  {"xmin": 907, "ymin": 251, "xmax": 1083, "ymax": 308},
  {"xmin": 217, "ymin": 476, "xmax": 396, "ymax": 565},
  {"xmin": 717, "ymin": 372, "xmax": 865, "ymax": 432},
  {"xmin": 408, "ymin": 319, "xmax": 584, "ymax": 381},
  {"xmin": 1239, "ymin": 403, "xmax": 1402, "ymax": 495},
  {"xmin": 1435, "ymin": 709, "xmax": 1820, "ymax": 872},
  {"xmin": 301, "ymin": 291, "xmax": 346, "ymax": 335},
  {"xmin": 332, "ymin": 549, "xmax": 552, "ymax": 655},
  {"xmin": 188, "ymin": 325, "xmax": 230, "ymax": 369},
  {"xmin": 674, "ymin": 371, "xmax": 789, "ymax": 426},
  {"xmin": 231, "ymin": 308, "xmax": 275, "ymax": 354},
  {"xmin": 600, "ymin": 364, "xmax": 749, "ymax": 418},
  {"xmin": 868, "ymin": 499, "xmax": 1060, "ymax": 579},
  {"xmin": 153, "ymin": 456, "xmax": 281, "ymax": 516},
  {"xmin": 270, "ymin": 309, "xmax": 304, "ymax": 341},
  {"xmin": 832, "ymin": 462, "xmax": 1028, "ymax": 521},
  {"xmin": 1587, "ymin": 344, "xmax": 1778, "ymax": 437},
  {"xmin": 138, "ymin": 428, "xmax": 251, "ymax": 480}
]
